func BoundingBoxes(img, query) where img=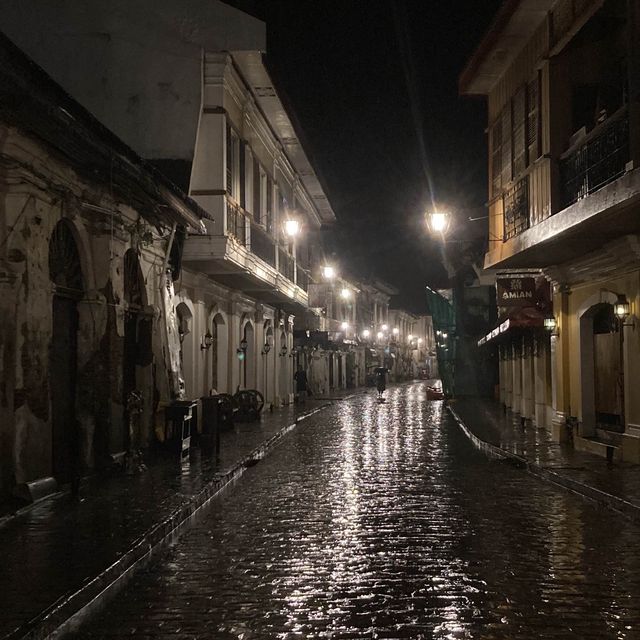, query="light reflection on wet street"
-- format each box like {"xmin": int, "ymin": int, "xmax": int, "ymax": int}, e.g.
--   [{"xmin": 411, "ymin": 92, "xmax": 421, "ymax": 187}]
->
[{"xmin": 72, "ymin": 383, "xmax": 640, "ymax": 639}]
